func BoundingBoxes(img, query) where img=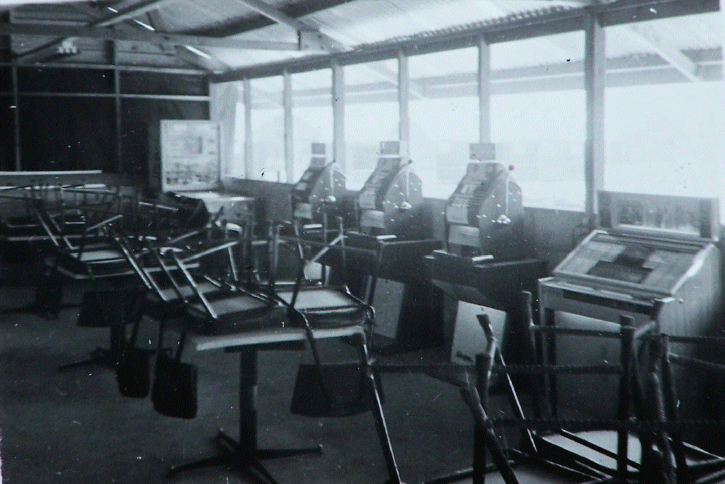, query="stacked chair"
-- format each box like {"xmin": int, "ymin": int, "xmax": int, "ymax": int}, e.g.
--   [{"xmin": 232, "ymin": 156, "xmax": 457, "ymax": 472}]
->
[
  {"xmin": 441, "ymin": 291, "xmax": 725, "ymax": 484},
  {"xmin": 267, "ymin": 218, "xmax": 403, "ymax": 484},
  {"xmin": 39, "ymin": 189, "xmax": 208, "ymax": 371},
  {"xmin": 113, "ymin": 211, "xmax": 404, "ymax": 483}
]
